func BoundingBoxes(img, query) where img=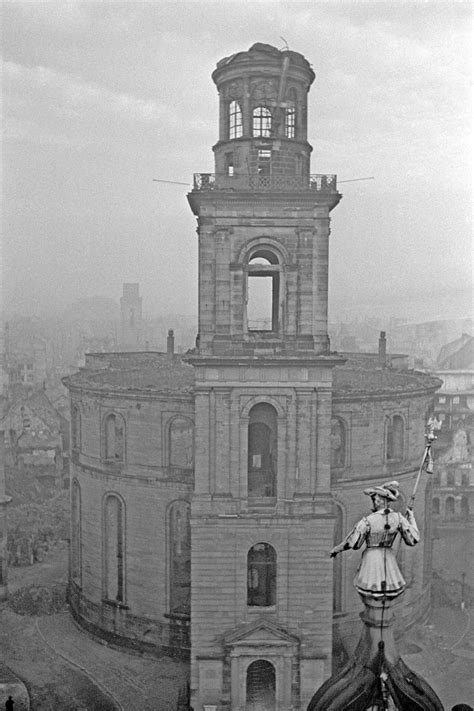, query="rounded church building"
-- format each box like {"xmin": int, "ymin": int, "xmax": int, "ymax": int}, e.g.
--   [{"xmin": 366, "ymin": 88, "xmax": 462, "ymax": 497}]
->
[{"xmin": 64, "ymin": 348, "xmax": 440, "ymax": 661}]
